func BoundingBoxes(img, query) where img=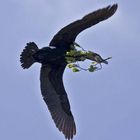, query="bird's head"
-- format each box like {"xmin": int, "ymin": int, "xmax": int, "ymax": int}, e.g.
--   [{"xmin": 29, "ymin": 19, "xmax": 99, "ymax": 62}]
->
[{"xmin": 86, "ymin": 51, "xmax": 109, "ymax": 64}]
